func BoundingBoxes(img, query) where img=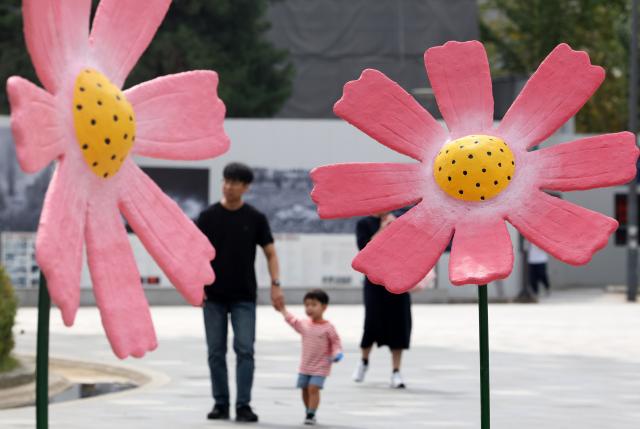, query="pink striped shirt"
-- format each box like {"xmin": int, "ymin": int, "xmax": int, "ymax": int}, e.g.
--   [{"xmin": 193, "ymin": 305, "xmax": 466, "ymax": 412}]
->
[{"xmin": 284, "ymin": 312, "xmax": 342, "ymax": 377}]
